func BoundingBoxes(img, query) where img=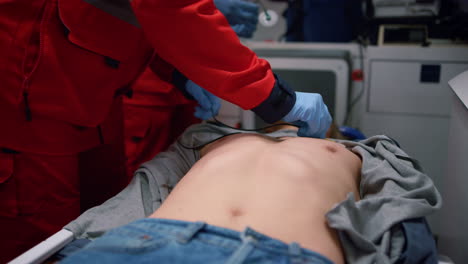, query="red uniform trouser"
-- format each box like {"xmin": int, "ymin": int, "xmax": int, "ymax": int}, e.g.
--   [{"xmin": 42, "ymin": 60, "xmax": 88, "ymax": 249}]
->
[
  {"xmin": 0, "ymin": 99, "xmax": 128, "ymax": 263},
  {"xmin": 0, "ymin": 151, "xmax": 80, "ymax": 263}
]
